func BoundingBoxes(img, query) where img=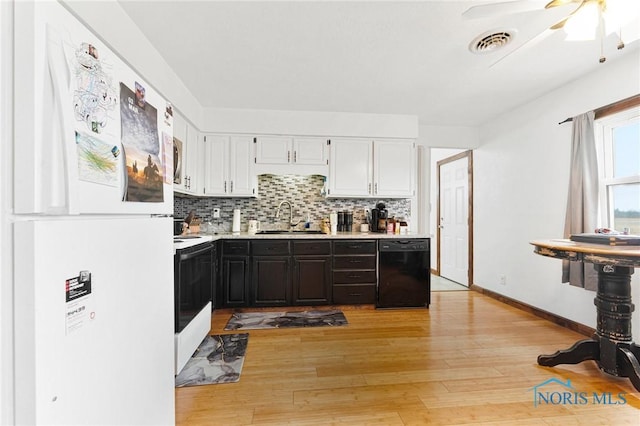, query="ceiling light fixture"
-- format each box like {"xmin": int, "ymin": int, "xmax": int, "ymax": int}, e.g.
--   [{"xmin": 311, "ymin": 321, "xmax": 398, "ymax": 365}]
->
[
  {"xmin": 563, "ymin": 1, "xmax": 600, "ymax": 40},
  {"xmin": 561, "ymin": 0, "xmax": 640, "ymax": 62}
]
